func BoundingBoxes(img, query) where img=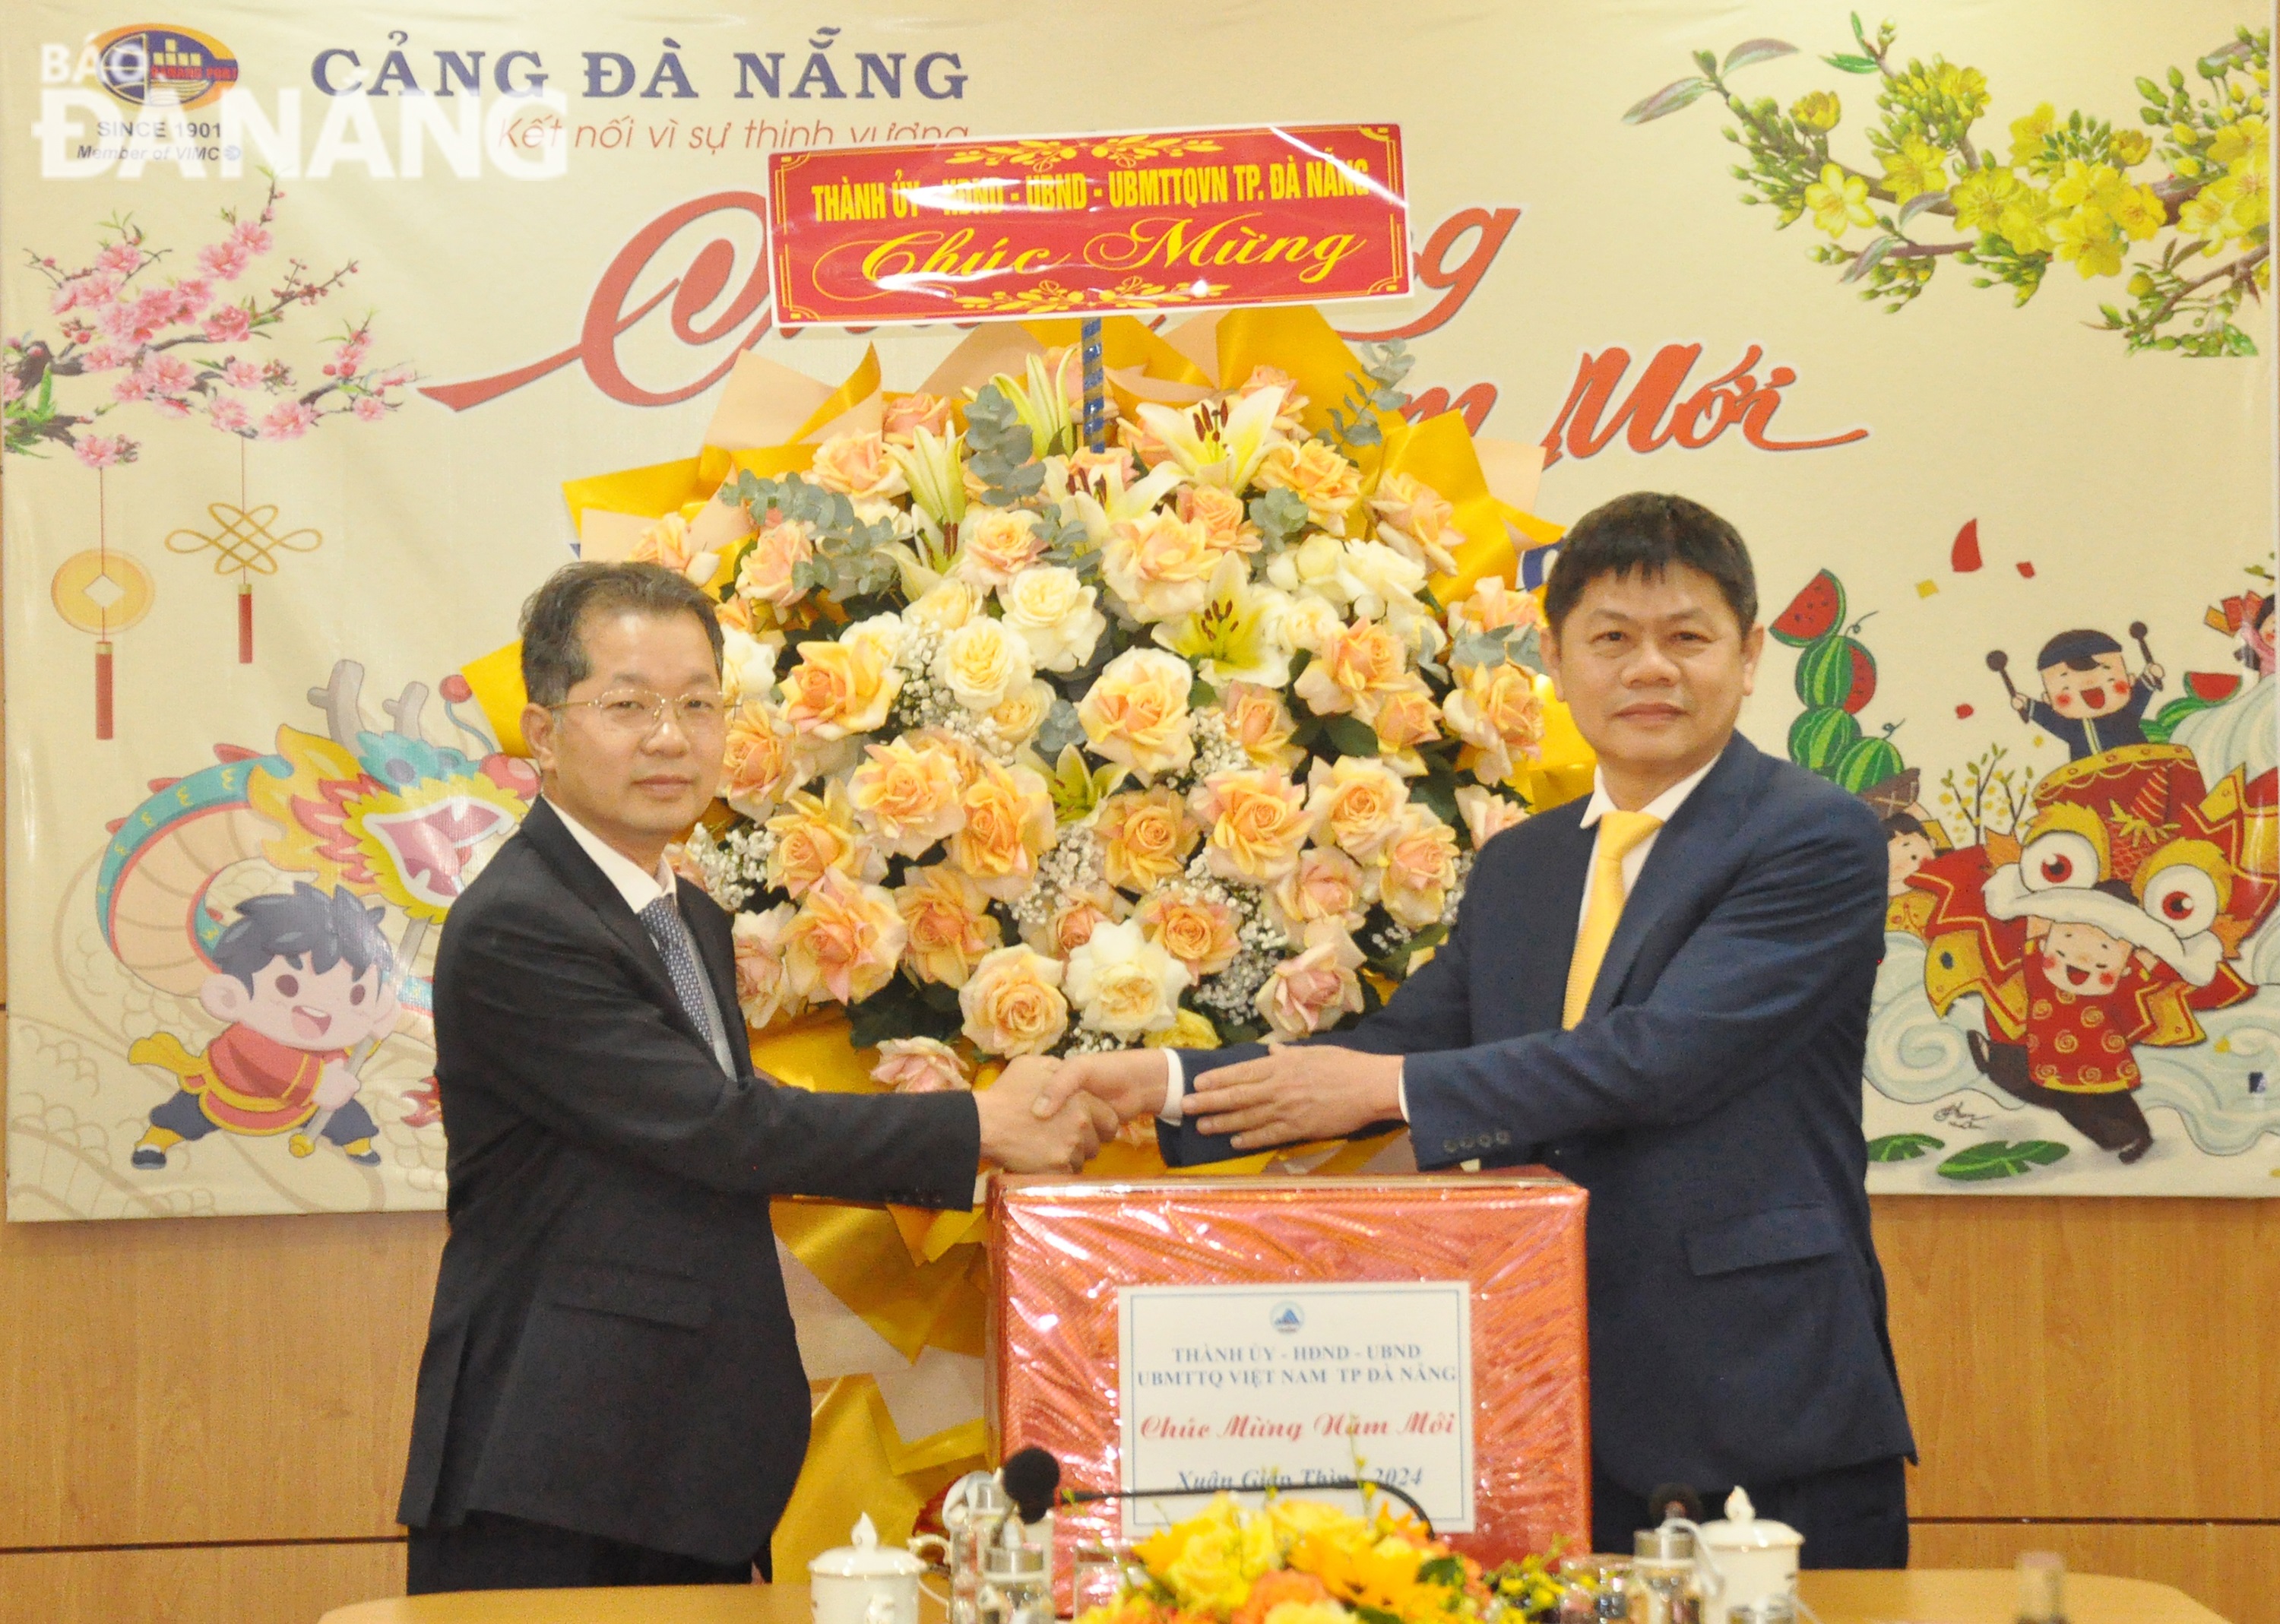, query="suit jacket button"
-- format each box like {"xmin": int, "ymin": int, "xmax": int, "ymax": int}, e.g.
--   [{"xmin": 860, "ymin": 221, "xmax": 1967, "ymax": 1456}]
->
[
  {"xmin": 1442, "ymin": 1140, "xmax": 1459, "ymax": 1155},
  {"xmin": 1495, "ymin": 1131, "xmax": 1511, "ymax": 1147}
]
